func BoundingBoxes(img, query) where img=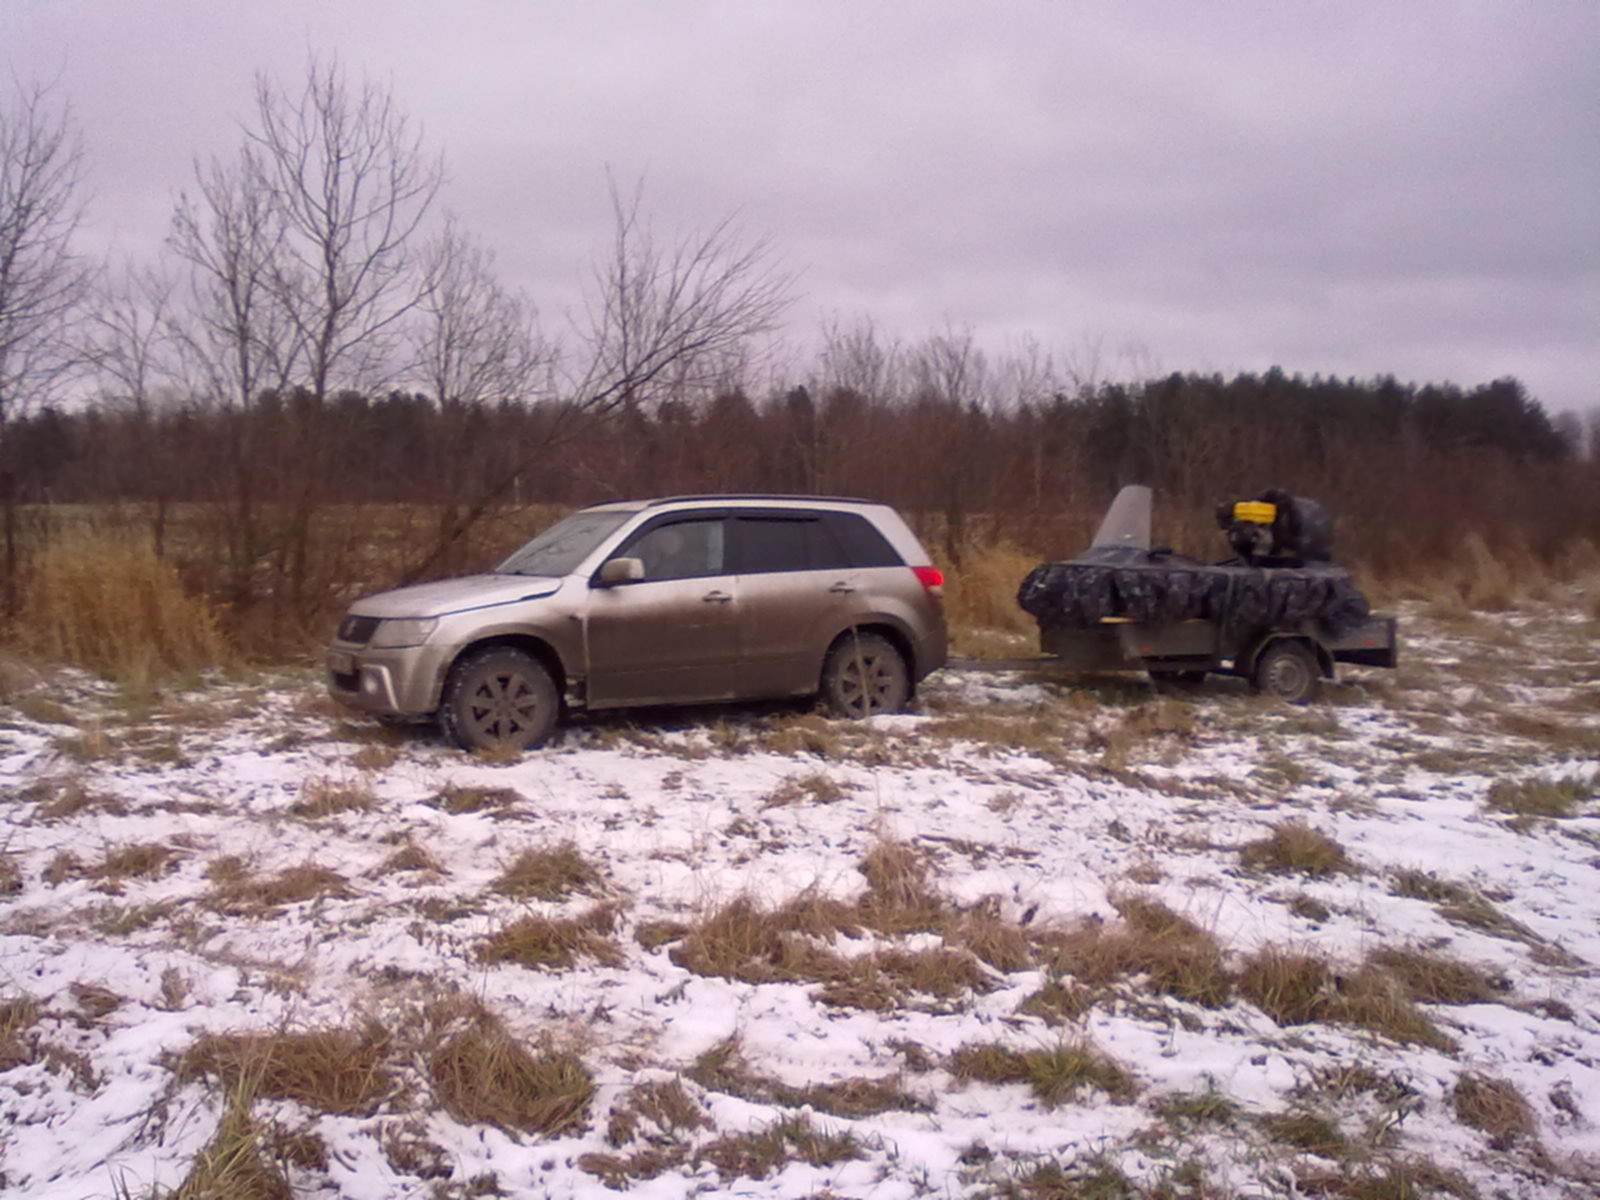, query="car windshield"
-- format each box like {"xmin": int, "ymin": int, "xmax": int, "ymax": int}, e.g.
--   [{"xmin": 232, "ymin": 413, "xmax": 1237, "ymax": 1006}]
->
[{"xmin": 495, "ymin": 509, "xmax": 637, "ymax": 577}]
